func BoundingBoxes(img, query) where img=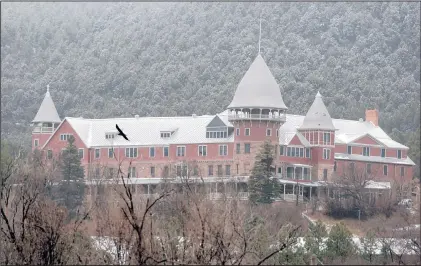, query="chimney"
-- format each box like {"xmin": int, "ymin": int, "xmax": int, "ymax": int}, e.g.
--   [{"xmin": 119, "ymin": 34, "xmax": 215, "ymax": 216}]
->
[{"xmin": 365, "ymin": 109, "xmax": 379, "ymax": 127}]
